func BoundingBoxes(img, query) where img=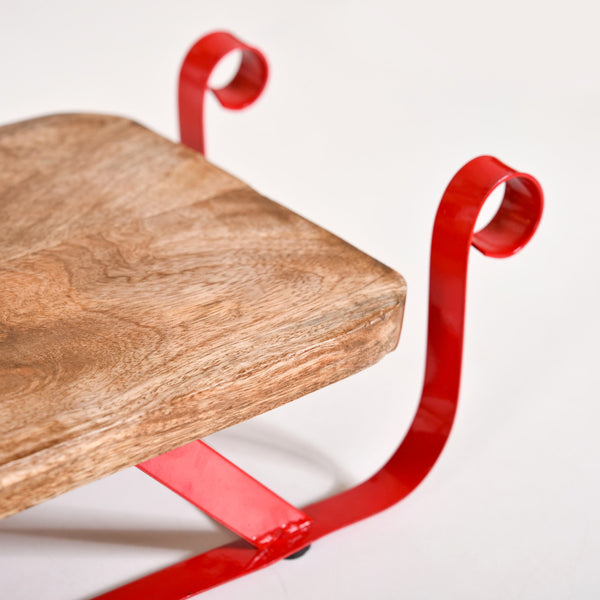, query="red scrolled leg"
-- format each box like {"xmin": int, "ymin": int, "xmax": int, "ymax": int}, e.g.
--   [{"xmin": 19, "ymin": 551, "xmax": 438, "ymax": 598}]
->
[
  {"xmin": 304, "ymin": 156, "xmax": 543, "ymax": 534},
  {"xmin": 96, "ymin": 32, "xmax": 544, "ymax": 600}
]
